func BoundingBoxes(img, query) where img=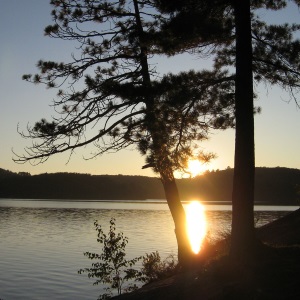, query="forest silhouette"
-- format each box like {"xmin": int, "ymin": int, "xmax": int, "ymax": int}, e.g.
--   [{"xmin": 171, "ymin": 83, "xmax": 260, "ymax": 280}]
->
[{"xmin": 1, "ymin": 167, "xmax": 299, "ymax": 205}]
